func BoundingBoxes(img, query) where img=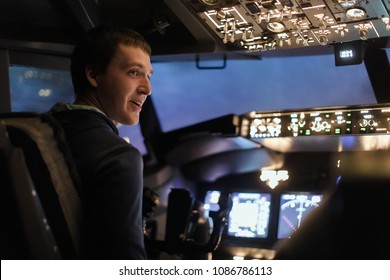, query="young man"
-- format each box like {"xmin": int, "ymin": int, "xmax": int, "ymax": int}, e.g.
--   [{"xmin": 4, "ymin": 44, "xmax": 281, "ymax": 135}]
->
[{"xmin": 49, "ymin": 26, "xmax": 153, "ymax": 259}]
